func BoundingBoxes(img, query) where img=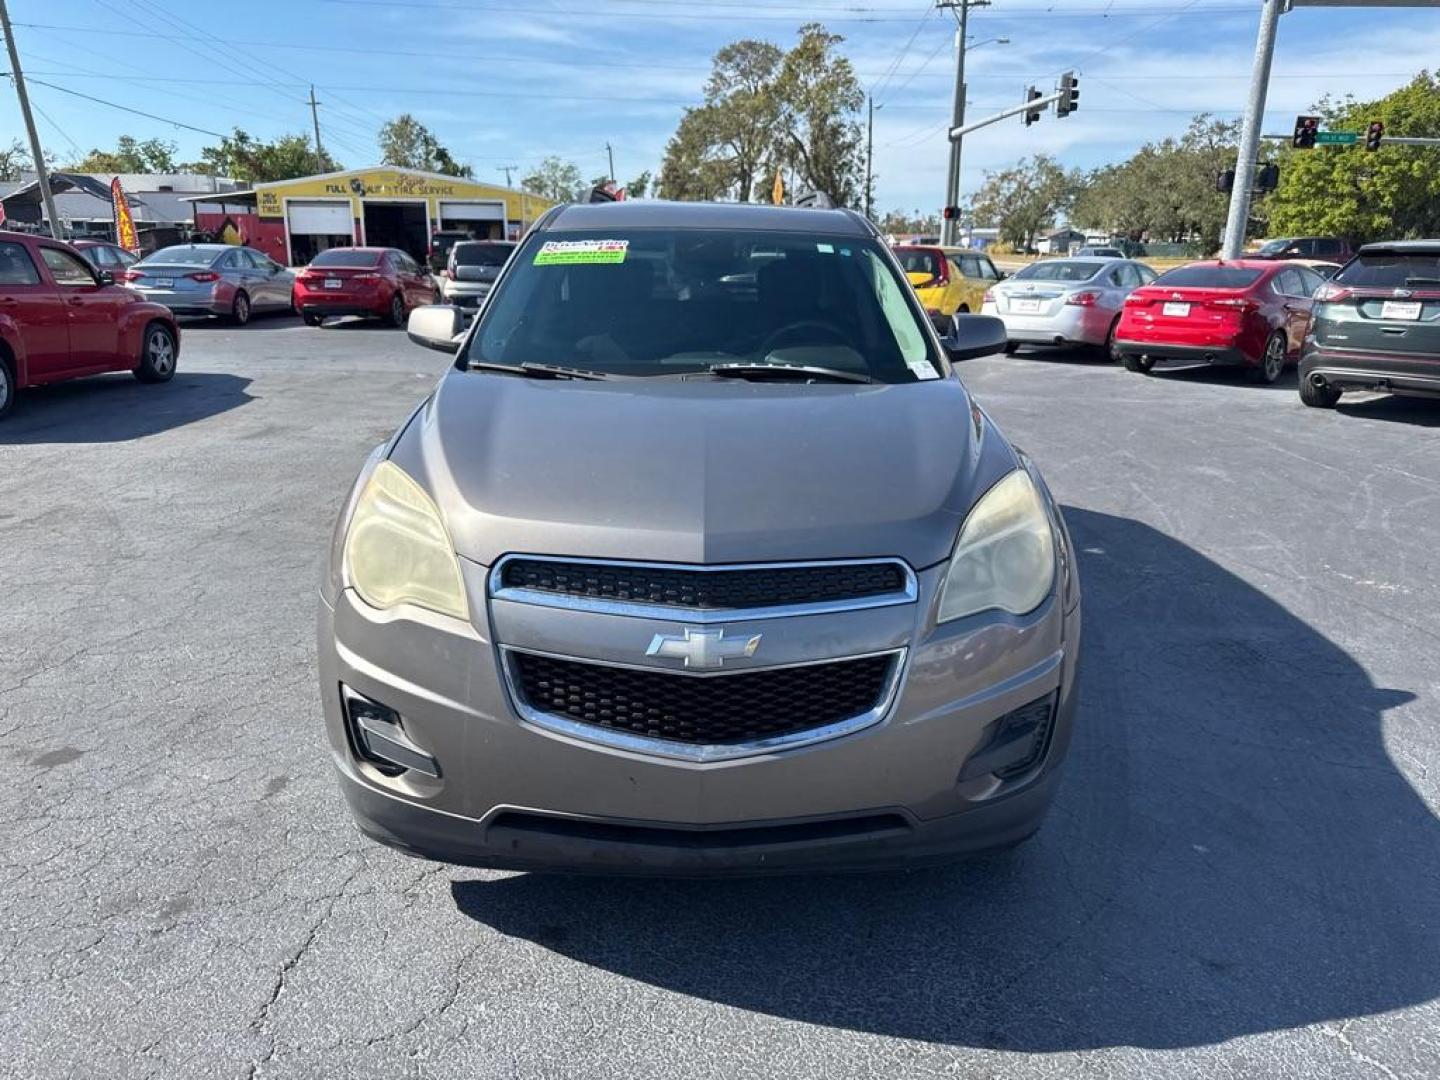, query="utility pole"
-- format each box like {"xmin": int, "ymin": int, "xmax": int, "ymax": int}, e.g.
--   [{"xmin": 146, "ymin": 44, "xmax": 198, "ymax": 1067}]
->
[
  {"xmin": 497, "ymin": 165, "xmax": 518, "ymax": 187},
  {"xmin": 0, "ymin": 0, "xmax": 61, "ymax": 239},
  {"xmin": 937, "ymin": 0, "xmax": 987, "ymax": 246},
  {"xmin": 605, "ymin": 142, "xmax": 616, "ymax": 183},
  {"xmin": 864, "ymin": 96, "xmax": 878, "ymax": 220},
  {"xmin": 307, "ymin": 85, "xmax": 325, "ymax": 172},
  {"xmin": 1220, "ymin": 0, "xmax": 1281, "ymax": 259}
]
